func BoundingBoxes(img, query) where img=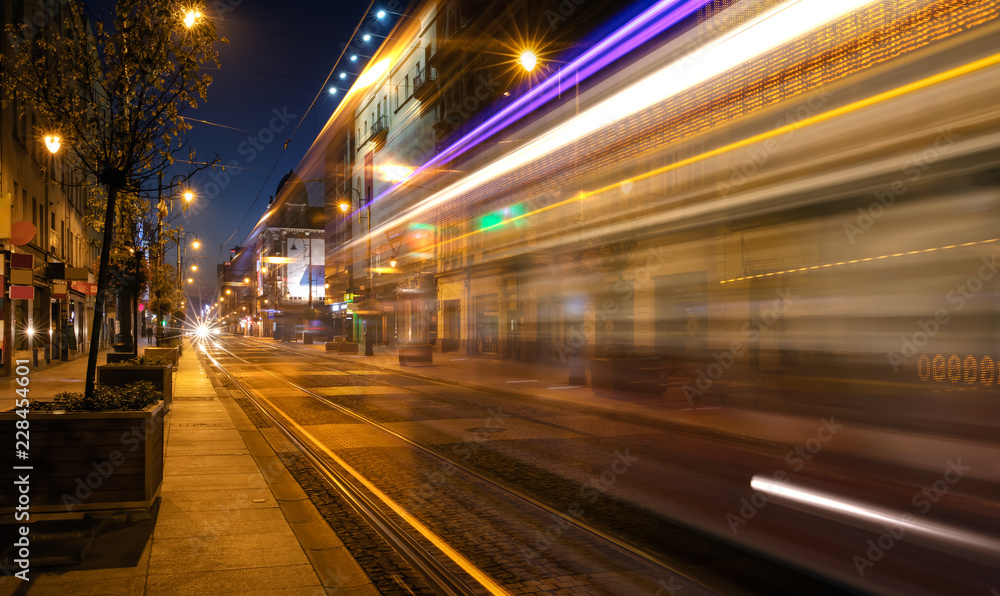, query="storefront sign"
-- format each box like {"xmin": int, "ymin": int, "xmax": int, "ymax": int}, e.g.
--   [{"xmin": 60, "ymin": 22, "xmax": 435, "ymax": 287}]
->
[
  {"xmin": 10, "ymin": 286, "xmax": 35, "ymax": 300},
  {"xmin": 70, "ymin": 281, "xmax": 98, "ymax": 295},
  {"xmin": 10, "ymin": 269, "xmax": 32, "ymax": 285},
  {"xmin": 10, "ymin": 253, "xmax": 33, "ymax": 269}
]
